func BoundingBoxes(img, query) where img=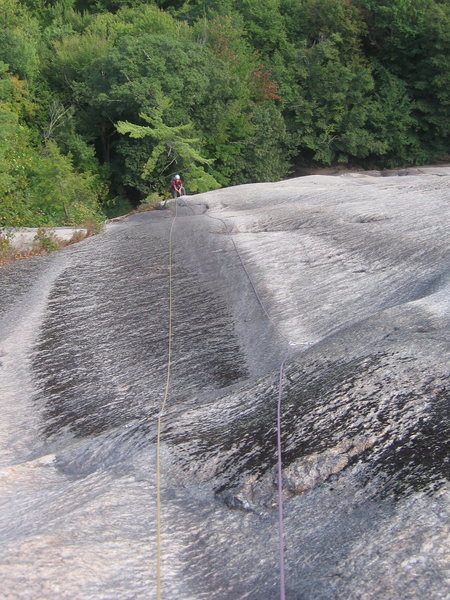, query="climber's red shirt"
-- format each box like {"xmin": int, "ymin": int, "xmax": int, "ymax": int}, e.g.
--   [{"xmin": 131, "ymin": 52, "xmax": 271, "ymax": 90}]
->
[{"xmin": 171, "ymin": 179, "xmax": 183, "ymax": 191}]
